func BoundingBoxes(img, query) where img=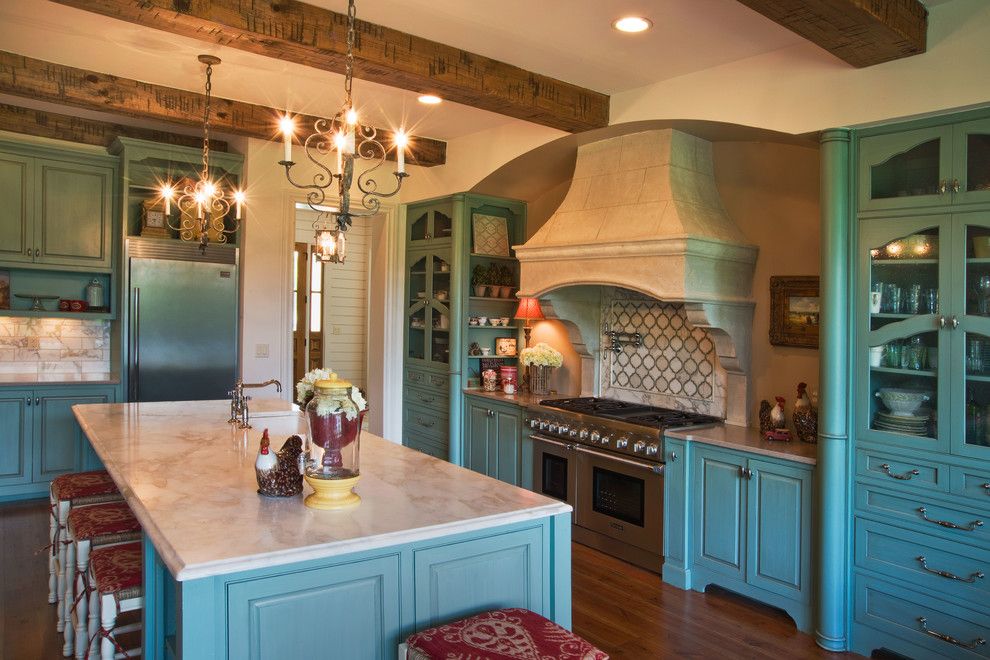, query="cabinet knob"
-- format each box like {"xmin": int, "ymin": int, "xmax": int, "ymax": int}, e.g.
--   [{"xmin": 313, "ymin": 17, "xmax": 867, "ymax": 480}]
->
[
  {"xmin": 26, "ymin": 398, "xmax": 31, "ymax": 407},
  {"xmin": 34, "ymin": 397, "xmax": 40, "ymax": 405},
  {"xmin": 983, "ymin": 482, "xmax": 990, "ymax": 494},
  {"xmin": 34, "ymin": 248, "xmax": 40, "ymax": 257},
  {"xmin": 738, "ymin": 466, "xmax": 753, "ymax": 479},
  {"xmin": 950, "ymin": 315, "xmax": 959, "ymax": 329},
  {"xmin": 25, "ymin": 248, "xmax": 31, "ymax": 256},
  {"xmin": 939, "ymin": 180, "xmax": 947, "ymax": 194},
  {"xmin": 952, "ymin": 178, "xmax": 961, "ymax": 193},
  {"xmin": 938, "ymin": 315, "xmax": 946, "ymax": 329},
  {"xmin": 669, "ymin": 451, "xmax": 678, "ymax": 462}
]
